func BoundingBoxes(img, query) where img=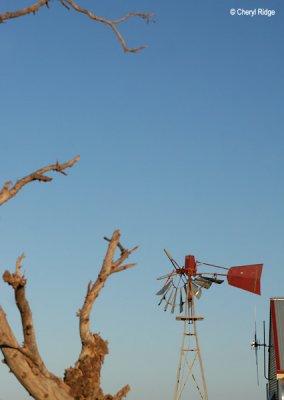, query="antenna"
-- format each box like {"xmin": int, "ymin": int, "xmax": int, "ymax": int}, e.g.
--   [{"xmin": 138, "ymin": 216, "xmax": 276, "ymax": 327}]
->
[
  {"xmin": 251, "ymin": 313, "xmax": 260, "ymax": 385},
  {"xmin": 263, "ymin": 320, "xmax": 270, "ymax": 381},
  {"xmin": 156, "ymin": 252, "xmax": 263, "ymax": 400},
  {"xmin": 251, "ymin": 319, "xmax": 271, "ymax": 384}
]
